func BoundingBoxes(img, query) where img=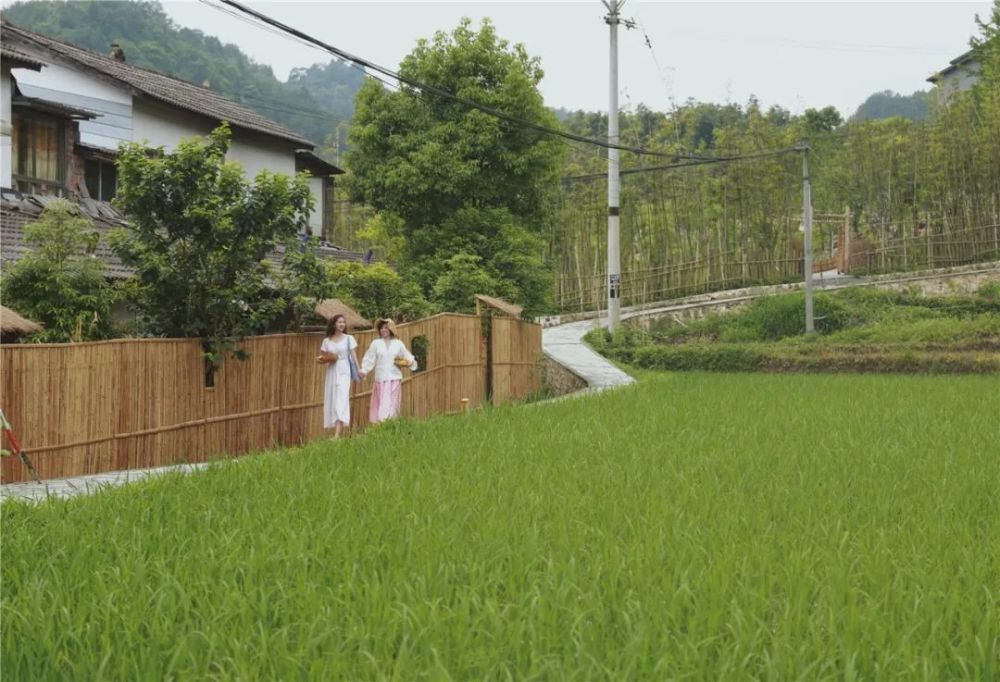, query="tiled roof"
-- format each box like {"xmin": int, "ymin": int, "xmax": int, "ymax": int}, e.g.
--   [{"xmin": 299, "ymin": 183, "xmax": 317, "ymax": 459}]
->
[
  {"xmin": 13, "ymin": 94, "xmax": 98, "ymax": 119},
  {"xmin": 1, "ymin": 193, "xmax": 134, "ymax": 279},
  {"xmin": 1, "ymin": 44, "xmax": 45, "ymax": 70},
  {"xmin": 2, "ymin": 21, "xmax": 314, "ymax": 147},
  {"xmin": 0, "ymin": 193, "xmax": 370, "ymax": 281}
]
